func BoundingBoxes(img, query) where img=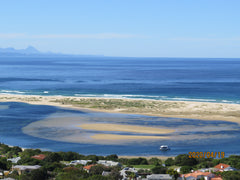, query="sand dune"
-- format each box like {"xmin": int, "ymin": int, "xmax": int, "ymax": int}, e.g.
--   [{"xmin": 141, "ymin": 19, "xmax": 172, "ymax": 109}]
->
[{"xmin": 1, "ymin": 94, "xmax": 240, "ymax": 124}]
